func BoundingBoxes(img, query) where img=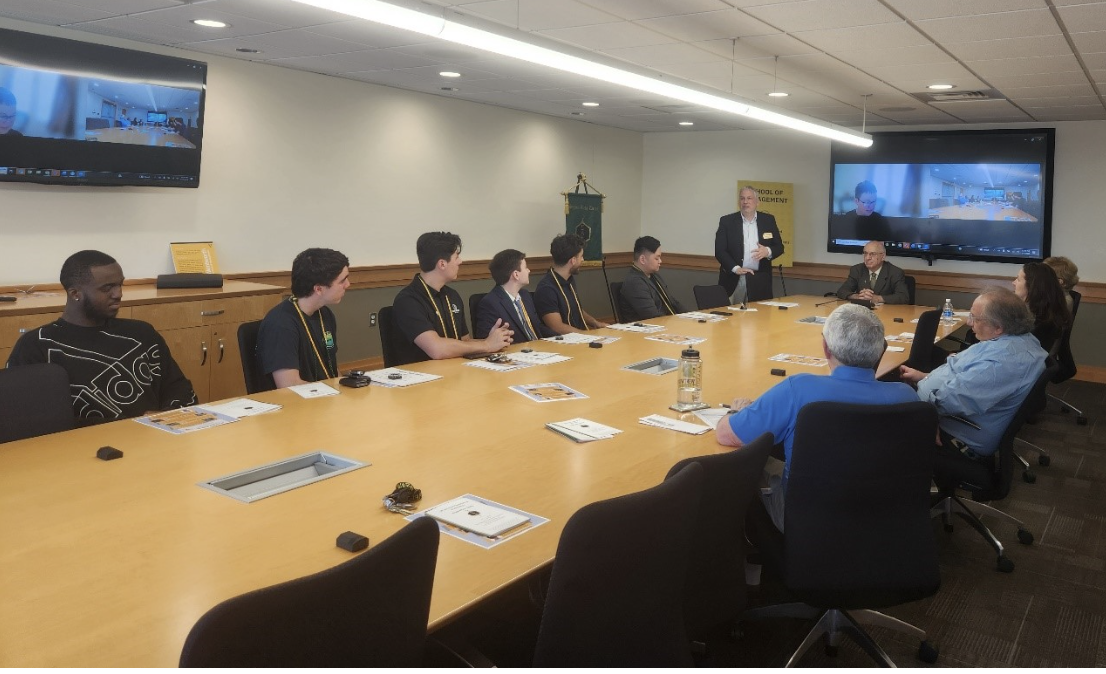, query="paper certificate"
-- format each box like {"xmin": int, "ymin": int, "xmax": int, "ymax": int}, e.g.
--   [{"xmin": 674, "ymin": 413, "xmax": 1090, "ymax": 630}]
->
[
  {"xmin": 169, "ymin": 241, "xmax": 220, "ymax": 274},
  {"xmin": 509, "ymin": 382, "xmax": 588, "ymax": 402},
  {"xmin": 425, "ymin": 496, "xmax": 531, "ymax": 538},
  {"xmin": 768, "ymin": 353, "xmax": 829, "ymax": 367},
  {"xmin": 645, "ymin": 333, "xmax": 707, "ymax": 346},
  {"xmin": 135, "ymin": 407, "xmax": 236, "ymax": 434}
]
